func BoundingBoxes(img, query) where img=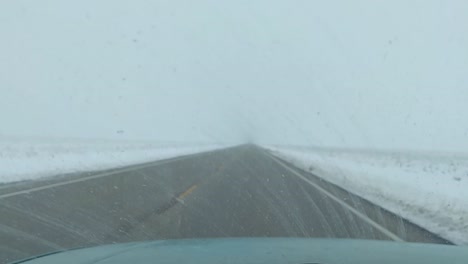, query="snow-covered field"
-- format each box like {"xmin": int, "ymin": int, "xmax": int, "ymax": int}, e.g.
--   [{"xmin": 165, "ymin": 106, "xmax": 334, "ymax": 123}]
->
[
  {"xmin": 266, "ymin": 145, "xmax": 468, "ymax": 245},
  {"xmin": 0, "ymin": 138, "xmax": 229, "ymax": 184}
]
